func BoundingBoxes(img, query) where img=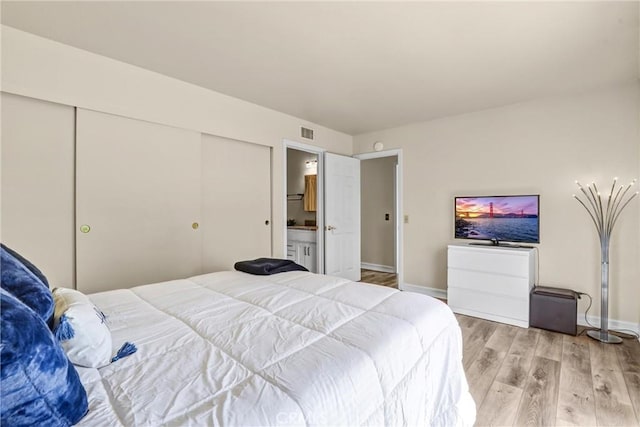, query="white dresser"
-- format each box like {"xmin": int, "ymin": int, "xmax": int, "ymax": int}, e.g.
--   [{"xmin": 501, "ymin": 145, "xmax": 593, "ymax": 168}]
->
[{"xmin": 447, "ymin": 244, "xmax": 536, "ymax": 328}]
